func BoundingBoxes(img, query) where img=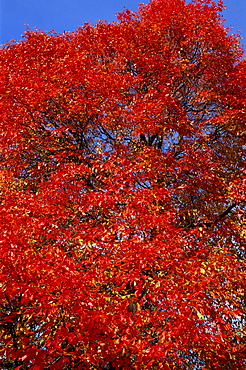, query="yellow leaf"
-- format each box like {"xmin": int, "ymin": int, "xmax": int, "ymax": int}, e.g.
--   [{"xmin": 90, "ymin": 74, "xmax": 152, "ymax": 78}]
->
[{"xmin": 196, "ymin": 310, "xmax": 205, "ymax": 320}]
